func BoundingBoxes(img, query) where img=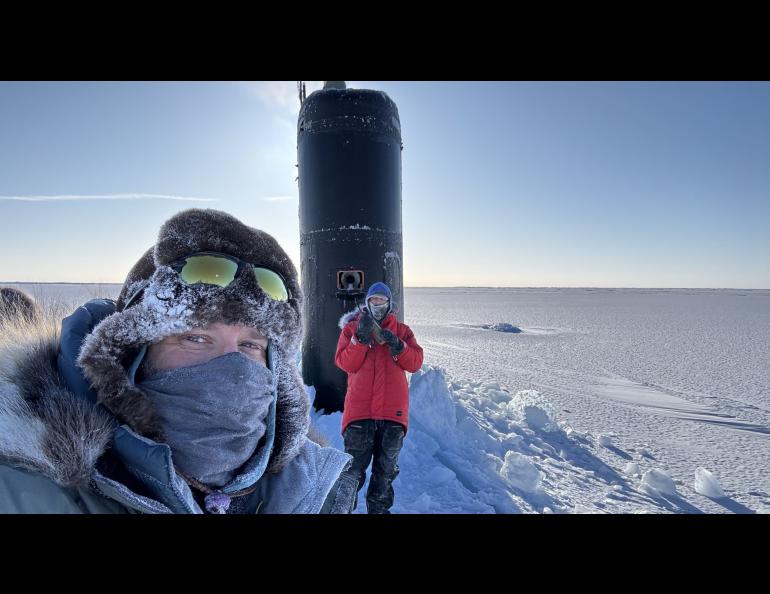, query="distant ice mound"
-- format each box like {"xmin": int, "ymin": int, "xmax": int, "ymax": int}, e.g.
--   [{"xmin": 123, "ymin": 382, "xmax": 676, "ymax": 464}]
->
[
  {"xmin": 449, "ymin": 322, "xmax": 567, "ymax": 336},
  {"xmin": 482, "ymin": 323, "xmax": 522, "ymax": 333}
]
